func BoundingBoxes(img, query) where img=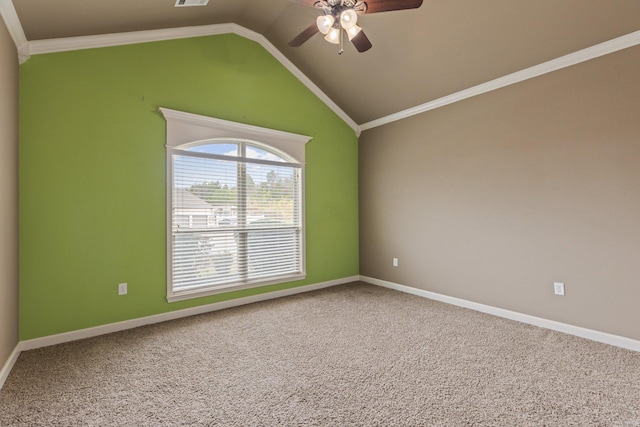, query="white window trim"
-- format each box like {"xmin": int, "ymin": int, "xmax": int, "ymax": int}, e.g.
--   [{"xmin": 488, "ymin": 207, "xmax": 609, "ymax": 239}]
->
[{"xmin": 160, "ymin": 108, "xmax": 312, "ymax": 302}]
